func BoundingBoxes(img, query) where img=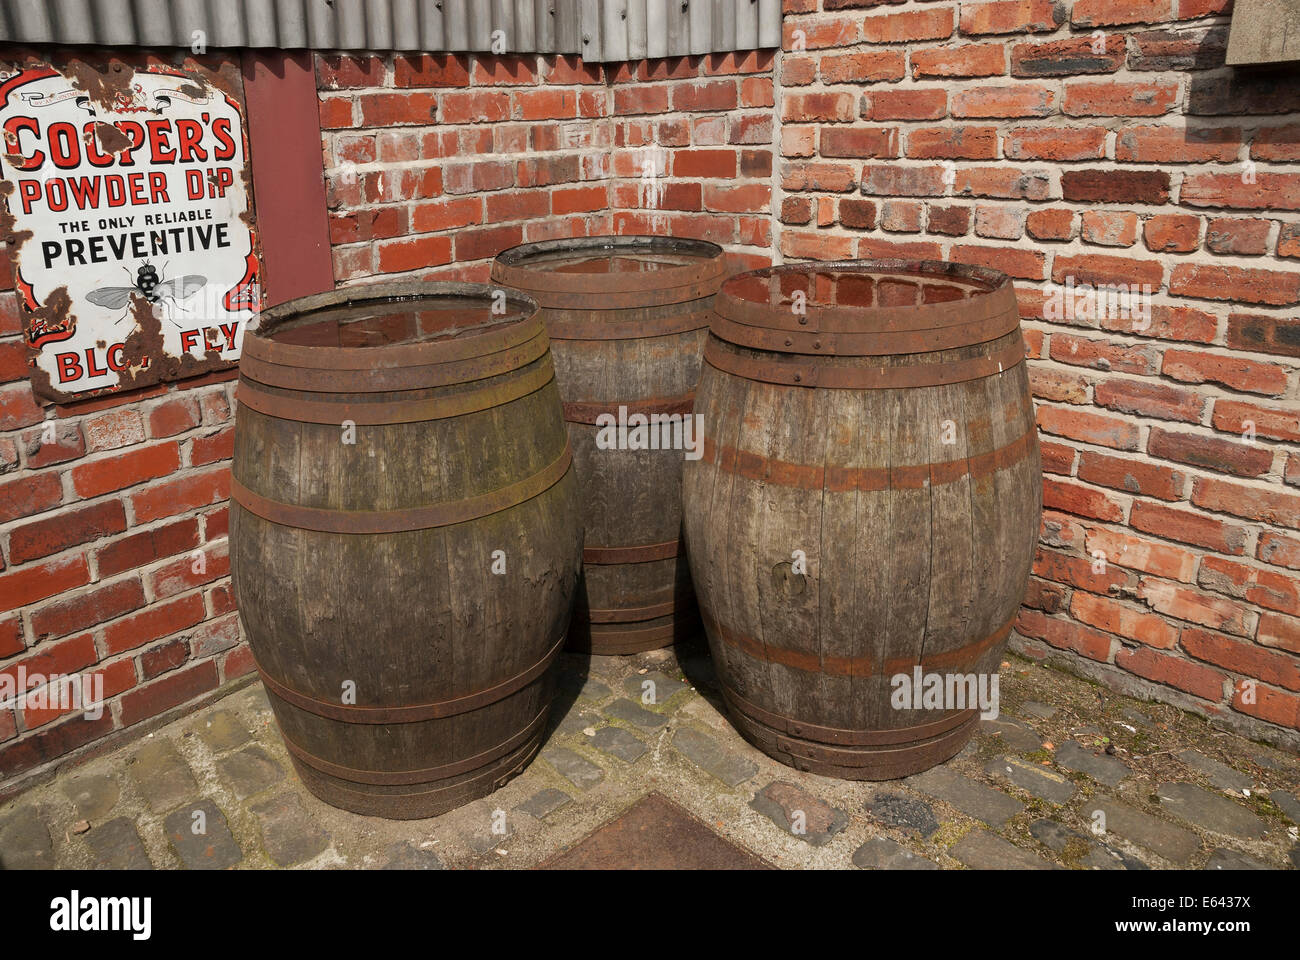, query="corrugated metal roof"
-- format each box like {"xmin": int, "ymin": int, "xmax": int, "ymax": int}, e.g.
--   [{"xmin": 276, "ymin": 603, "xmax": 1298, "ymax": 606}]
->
[{"xmin": 0, "ymin": 0, "xmax": 781, "ymax": 59}]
